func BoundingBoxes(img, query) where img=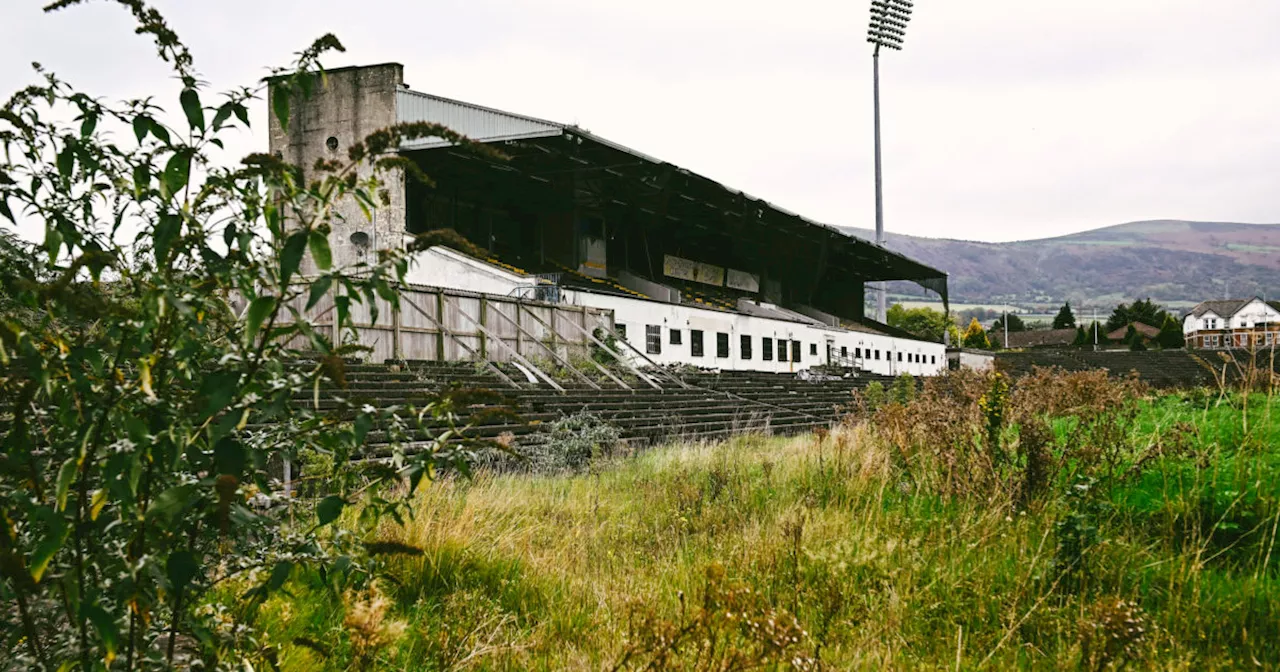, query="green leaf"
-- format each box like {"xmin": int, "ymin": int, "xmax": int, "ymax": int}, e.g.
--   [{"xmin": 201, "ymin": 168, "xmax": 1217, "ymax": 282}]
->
[
  {"xmin": 306, "ymin": 275, "xmax": 332, "ymax": 310},
  {"xmin": 44, "ymin": 224, "xmax": 63, "ymax": 260},
  {"xmin": 211, "ymin": 102, "xmax": 233, "ymax": 131},
  {"xmin": 316, "ymin": 495, "xmax": 345, "ymax": 526},
  {"xmin": 308, "ymin": 230, "xmax": 332, "ymax": 270},
  {"xmin": 213, "ymin": 437, "xmax": 246, "ymax": 477},
  {"xmin": 180, "ymin": 88, "xmax": 205, "ymax": 132},
  {"xmin": 147, "ymin": 484, "xmax": 197, "ymax": 522},
  {"xmin": 132, "ymin": 115, "xmax": 150, "ymax": 143},
  {"xmin": 82, "ymin": 604, "xmax": 120, "ymax": 665},
  {"xmin": 56, "ymin": 144, "xmax": 75, "ymax": 179},
  {"xmin": 0, "ymin": 198, "xmax": 13, "ymax": 224},
  {"xmin": 197, "ymin": 371, "xmax": 240, "ymax": 421},
  {"xmin": 267, "ymin": 560, "xmax": 293, "ymax": 591},
  {"xmin": 29, "ymin": 514, "xmax": 69, "ymax": 583},
  {"xmin": 55, "ymin": 457, "xmax": 77, "ymax": 512},
  {"xmin": 149, "ymin": 120, "xmax": 171, "ymax": 145},
  {"xmin": 153, "ymin": 214, "xmax": 180, "ymax": 266},
  {"xmin": 280, "ymin": 231, "xmax": 308, "ymax": 286},
  {"xmin": 246, "ymin": 295, "xmax": 276, "ymax": 345},
  {"xmin": 166, "ymin": 550, "xmax": 200, "ymax": 592},
  {"xmin": 272, "ymin": 85, "xmax": 291, "ymax": 133},
  {"xmin": 79, "ymin": 112, "xmax": 98, "ymax": 138},
  {"xmin": 162, "ymin": 150, "xmax": 192, "ymax": 198},
  {"xmin": 354, "ymin": 413, "xmax": 373, "ymax": 445},
  {"xmin": 233, "ymin": 103, "xmax": 250, "ymax": 128},
  {"xmin": 132, "ymin": 163, "xmax": 150, "ymax": 194}
]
